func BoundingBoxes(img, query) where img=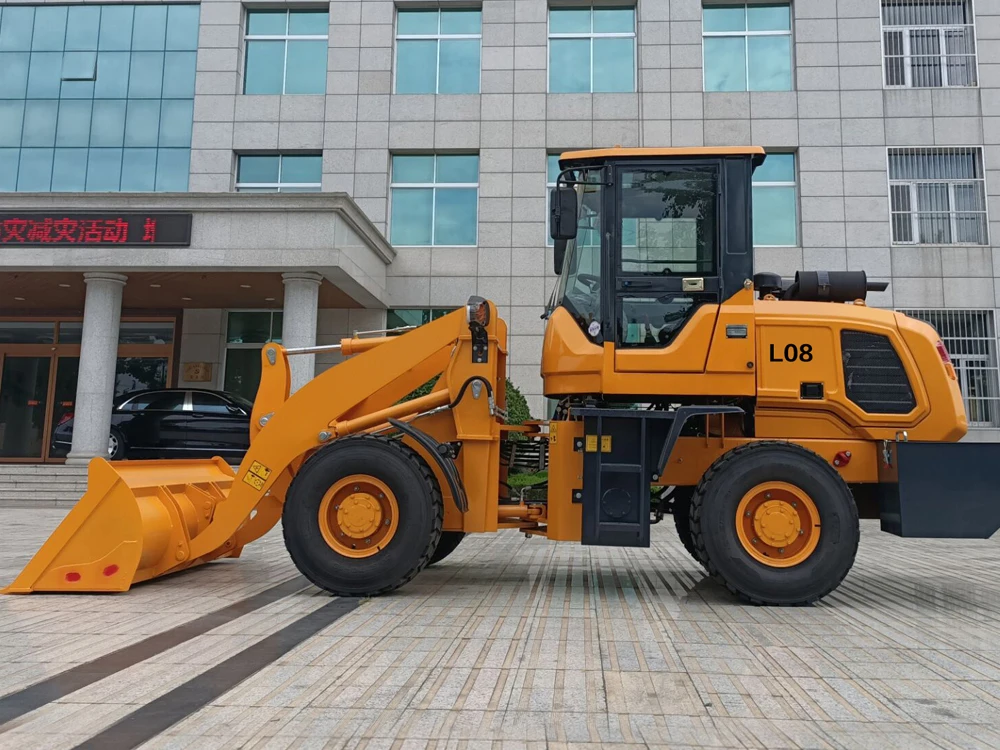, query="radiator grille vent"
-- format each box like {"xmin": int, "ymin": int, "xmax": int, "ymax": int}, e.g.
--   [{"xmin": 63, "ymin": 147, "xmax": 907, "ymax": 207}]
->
[{"xmin": 841, "ymin": 330, "xmax": 916, "ymax": 414}]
